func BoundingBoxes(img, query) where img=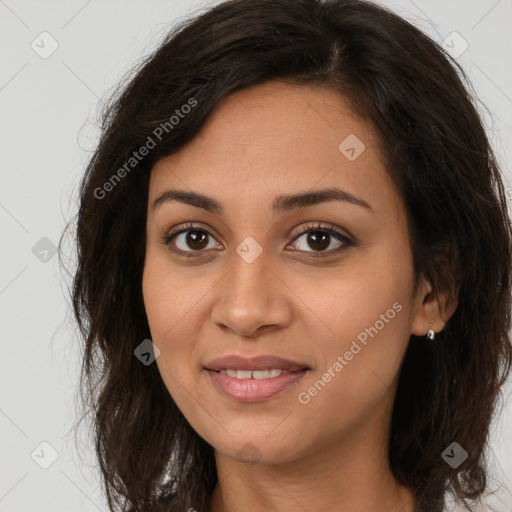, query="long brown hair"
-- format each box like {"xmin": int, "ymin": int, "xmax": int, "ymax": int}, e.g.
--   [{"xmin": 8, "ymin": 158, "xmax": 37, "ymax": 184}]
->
[{"xmin": 60, "ymin": 0, "xmax": 512, "ymax": 510}]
